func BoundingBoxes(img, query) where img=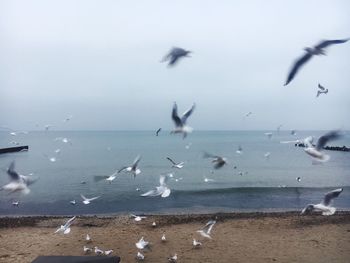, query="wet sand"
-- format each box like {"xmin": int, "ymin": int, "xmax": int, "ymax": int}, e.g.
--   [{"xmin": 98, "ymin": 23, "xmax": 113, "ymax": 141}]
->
[{"xmin": 0, "ymin": 212, "xmax": 349, "ymax": 263}]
